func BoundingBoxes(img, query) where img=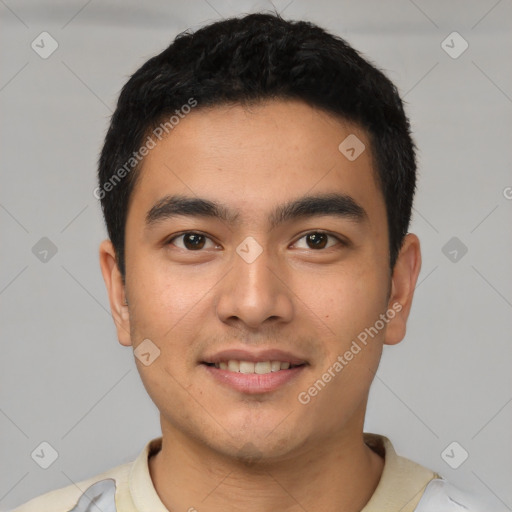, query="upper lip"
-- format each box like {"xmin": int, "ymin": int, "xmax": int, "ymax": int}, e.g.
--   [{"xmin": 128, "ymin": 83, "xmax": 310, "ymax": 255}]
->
[{"xmin": 201, "ymin": 348, "xmax": 308, "ymax": 366}]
